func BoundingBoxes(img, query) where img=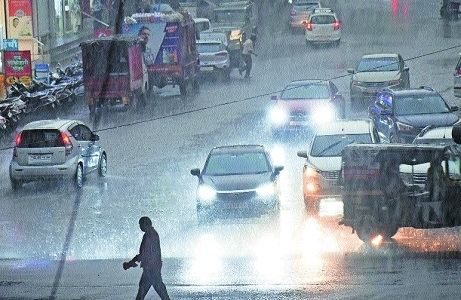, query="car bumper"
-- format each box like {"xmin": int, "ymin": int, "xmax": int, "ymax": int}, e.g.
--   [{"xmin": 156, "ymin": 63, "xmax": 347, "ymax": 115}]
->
[
  {"xmin": 197, "ymin": 196, "xmax": 279, "ymax": 217},
  {"xmin": 305, "ymin": 31, "xmax": 341, "ymax": 43},
  {"xmin": 350, "ymin": 82, "xmax": 402, "ymax": 99},
  {"xmin": 9, "ymin": 158, "xmax": 78, "ymax": 183}
]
